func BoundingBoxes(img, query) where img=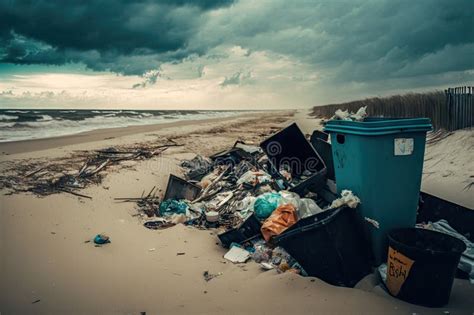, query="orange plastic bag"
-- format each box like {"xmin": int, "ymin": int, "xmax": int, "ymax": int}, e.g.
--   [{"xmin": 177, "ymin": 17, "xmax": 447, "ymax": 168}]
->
[{"xmin": 261, "ymin": 204, "xmax": 298, "ymax": 241}]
